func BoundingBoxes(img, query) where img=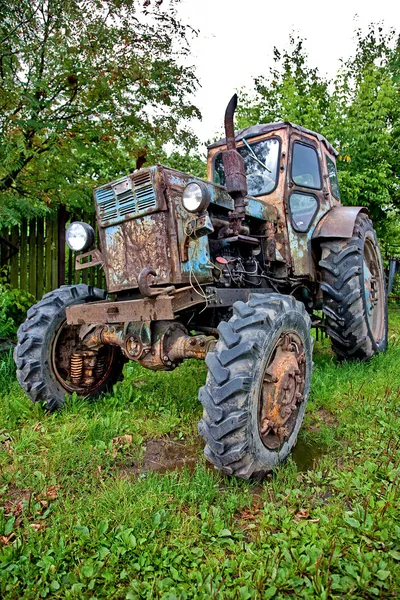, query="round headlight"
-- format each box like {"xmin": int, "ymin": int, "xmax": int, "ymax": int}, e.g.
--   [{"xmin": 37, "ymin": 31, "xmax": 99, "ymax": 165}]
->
[
  {"xmin": 66, "ymin": 222, "xmax": 95, "ymax": 252},
  {"xmin": 182, "ymin": 182, "xmax": 210, "ymax": 213}
]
